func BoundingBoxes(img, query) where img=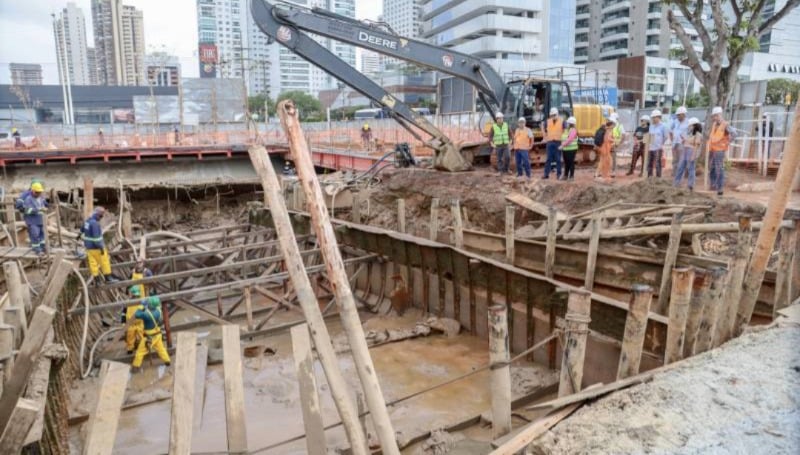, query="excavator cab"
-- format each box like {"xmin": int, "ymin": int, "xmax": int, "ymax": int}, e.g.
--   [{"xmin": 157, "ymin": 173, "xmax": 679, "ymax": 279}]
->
[{"xmin": 504, "ymin": 79, "xmax": 574, "ymax": 135}]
